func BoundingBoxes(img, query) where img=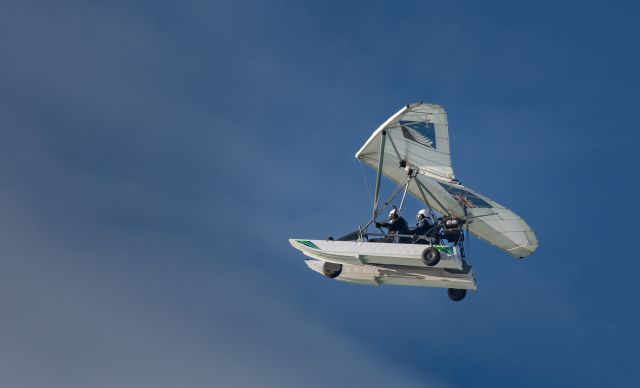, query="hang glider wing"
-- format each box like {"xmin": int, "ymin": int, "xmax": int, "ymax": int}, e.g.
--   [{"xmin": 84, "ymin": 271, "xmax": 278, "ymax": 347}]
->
[{"xmin": 355, "ymin": 102, "xmax": 538, "ymax": 258}]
